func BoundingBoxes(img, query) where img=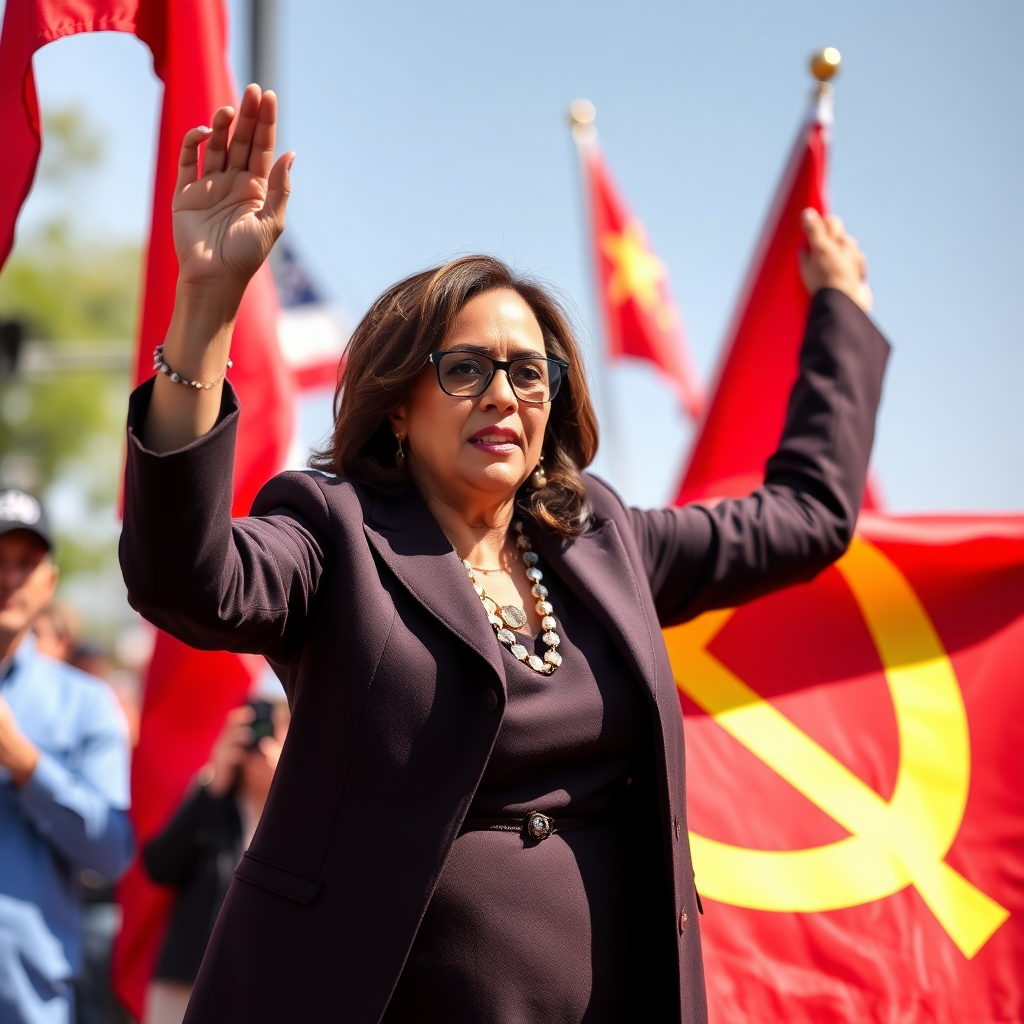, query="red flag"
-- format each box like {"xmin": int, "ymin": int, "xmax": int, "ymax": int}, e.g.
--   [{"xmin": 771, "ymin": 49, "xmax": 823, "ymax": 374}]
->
[
  {"xmin": 660, "ymin": 79, "xmax": 1022, "ymax": 1019},
  {"xmin": 673, "ymin": 88, "xmax": 882, "ymax": 508},
  {"xmin": 0, "ymin": 1, "xmax": 138, "ymax": 266},
  {"xmin": 0, "ymin": 1, "xmax": 293, "ymax": 1016},
  {"xmin": 666, "ymin": 513, "xmax": 1024, "ymax": 1022},
  {"xmin": 576, "ymin": 126, "xmax": 703, "ymax": 420},
  {"xmin": 118, "ymin": 4, "xmax": 294, "ymax": 1017}
]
